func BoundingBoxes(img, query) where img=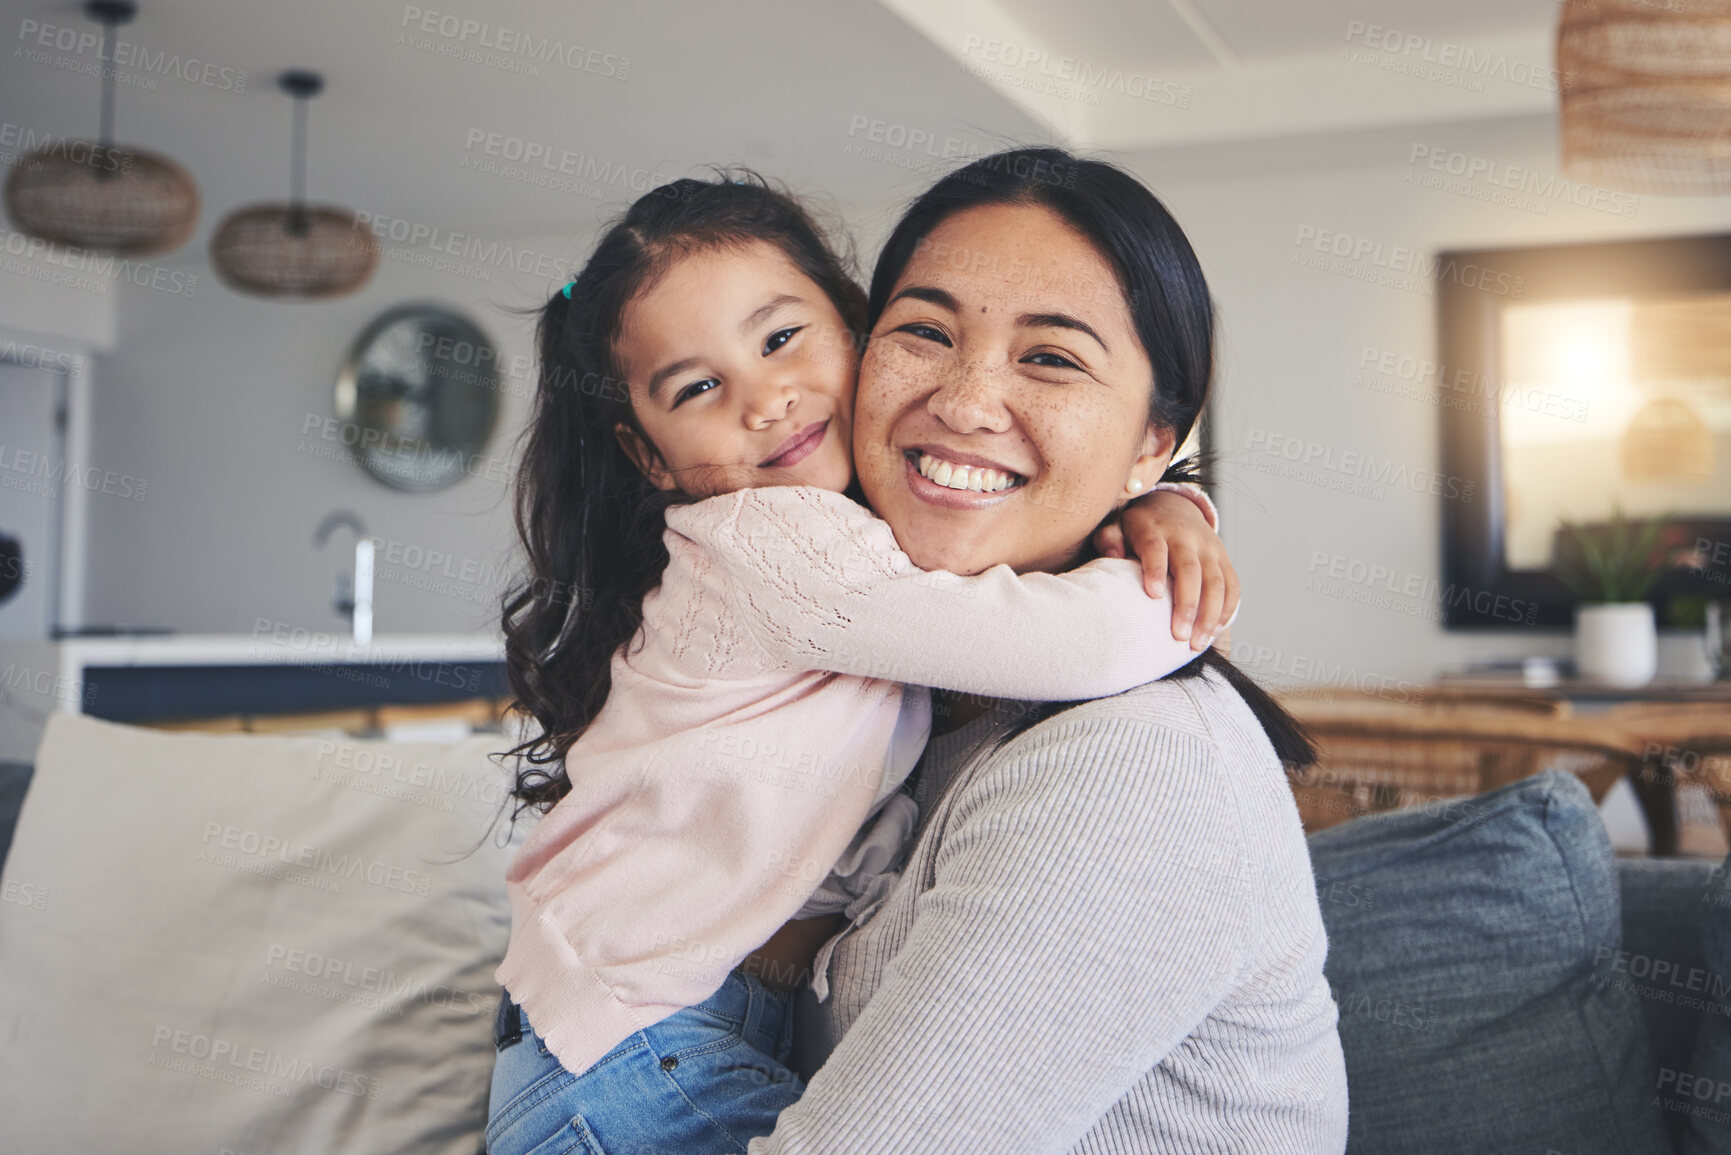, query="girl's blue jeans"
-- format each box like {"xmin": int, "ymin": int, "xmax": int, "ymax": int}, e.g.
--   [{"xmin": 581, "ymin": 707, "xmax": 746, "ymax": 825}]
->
[{"xmin": 486, "ymin": 969, "xmax": 805, "ymax": 1155}]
